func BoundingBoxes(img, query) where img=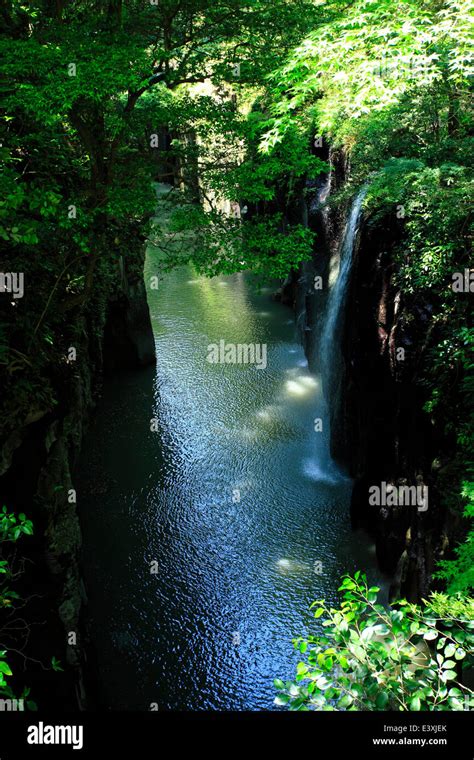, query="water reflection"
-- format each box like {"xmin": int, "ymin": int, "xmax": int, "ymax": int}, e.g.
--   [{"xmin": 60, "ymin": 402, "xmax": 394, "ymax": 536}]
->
[{"xmin": 77, "ymin": 262, "xmax": 387, "ymax": 711}]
